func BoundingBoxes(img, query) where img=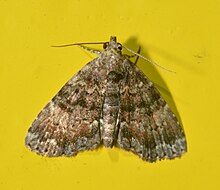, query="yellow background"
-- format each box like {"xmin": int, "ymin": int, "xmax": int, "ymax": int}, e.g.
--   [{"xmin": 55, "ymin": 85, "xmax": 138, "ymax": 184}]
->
[{"xmin": 1, "ymin": 0, "xmax": 219, "ymax": 190}]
